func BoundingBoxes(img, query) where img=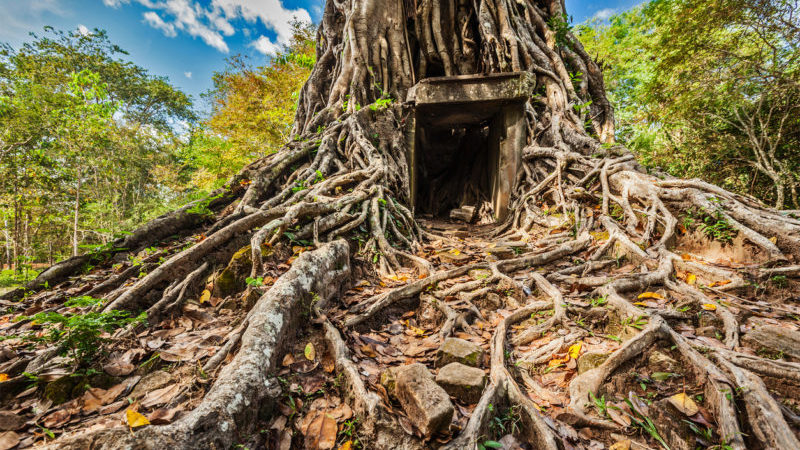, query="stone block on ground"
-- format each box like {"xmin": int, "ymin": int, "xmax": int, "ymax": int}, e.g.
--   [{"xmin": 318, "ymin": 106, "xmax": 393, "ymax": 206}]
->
[
  {"xmin": 436, "ymin": 337, "xmax": 484, "ymax": 368},
  {"xmin": 394, "ymin": 363, "xmax": 454, "ymax": 437},
  {"xmin": 450, "ymin": 206, "xmax": 476, "ymax": 223},
  {"xmin": 435, "ymin": 362, "xmax": 485, "ymax": 404}
]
